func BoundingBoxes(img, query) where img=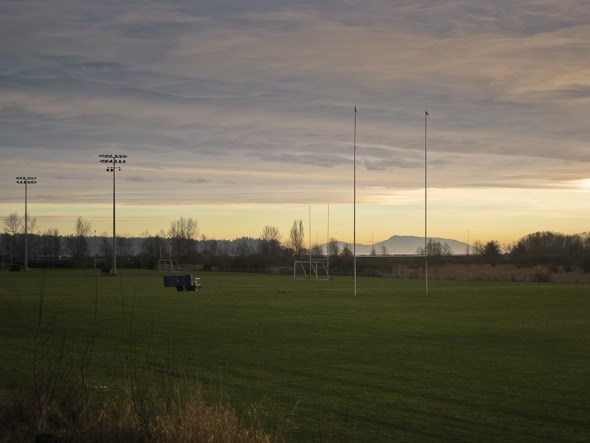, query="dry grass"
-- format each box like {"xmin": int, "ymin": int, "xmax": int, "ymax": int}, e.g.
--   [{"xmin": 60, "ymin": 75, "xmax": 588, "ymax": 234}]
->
[
  {"xmin": 0, "ymin": 274, "xmax": 279, "ymax": 443},
  {"xmin": 392, "ymin": 263, "xmax": 590, "ymax": 283},
  {"xmin": 1, "ymin": 378, "xmax": 277, "ymax": 443},
  {"xmin": 0, "ymin": 276, "xmax": 281, "ymax": 443}
]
